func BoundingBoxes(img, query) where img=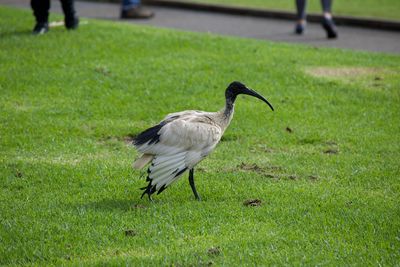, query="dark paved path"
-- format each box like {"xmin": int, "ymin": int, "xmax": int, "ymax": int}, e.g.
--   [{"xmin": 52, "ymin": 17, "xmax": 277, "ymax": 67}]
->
[{"xmin": 1, "ymin": 0, "xmax": 399, "ymax": 54}]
